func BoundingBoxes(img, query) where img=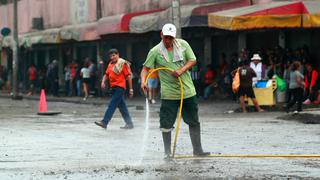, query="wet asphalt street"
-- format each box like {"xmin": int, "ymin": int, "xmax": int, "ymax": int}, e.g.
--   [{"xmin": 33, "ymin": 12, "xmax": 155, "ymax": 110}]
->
[{"xmin": 0, "ymin": 96, "xmax": 320, "ymax": 179}]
